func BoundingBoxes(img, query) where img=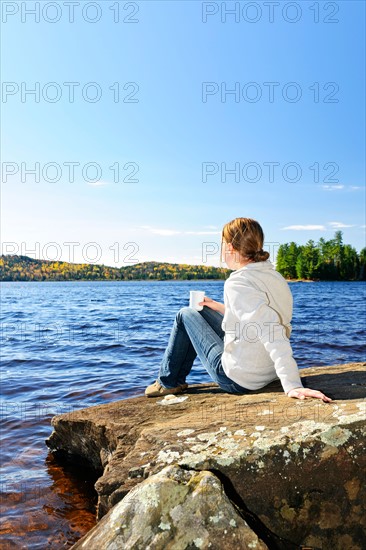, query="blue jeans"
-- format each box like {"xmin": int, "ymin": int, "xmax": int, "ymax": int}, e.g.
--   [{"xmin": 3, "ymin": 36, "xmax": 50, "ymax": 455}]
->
[{"xmin": 158, "ymin": 306, "xmax": 251, "ymax": 395}]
